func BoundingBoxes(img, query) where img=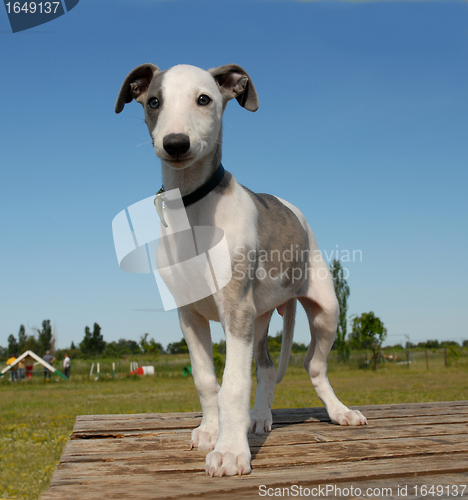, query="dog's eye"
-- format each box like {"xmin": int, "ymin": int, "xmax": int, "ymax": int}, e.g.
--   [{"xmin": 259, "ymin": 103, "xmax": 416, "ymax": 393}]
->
[
  {"xmin": 197, "ymin": 94, "xmax": 211, "ymax": 106},
  {"xmin": 148, "ymin": 97, "xmax": 160, "ymax": 109}
]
